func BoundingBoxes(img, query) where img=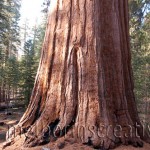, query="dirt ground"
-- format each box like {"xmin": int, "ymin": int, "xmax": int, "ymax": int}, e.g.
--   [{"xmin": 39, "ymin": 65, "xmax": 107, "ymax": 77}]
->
[
  {"xmin": 2, "ymin": 135, "xmax": 150, "ymax": 150},
  {"xmin": 1, "ymin": 111, "xmax": 150, "ymax": 150},
  {"xmin": 0, "ymin": 108, "xmax": 23, "ymax": 150}
]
